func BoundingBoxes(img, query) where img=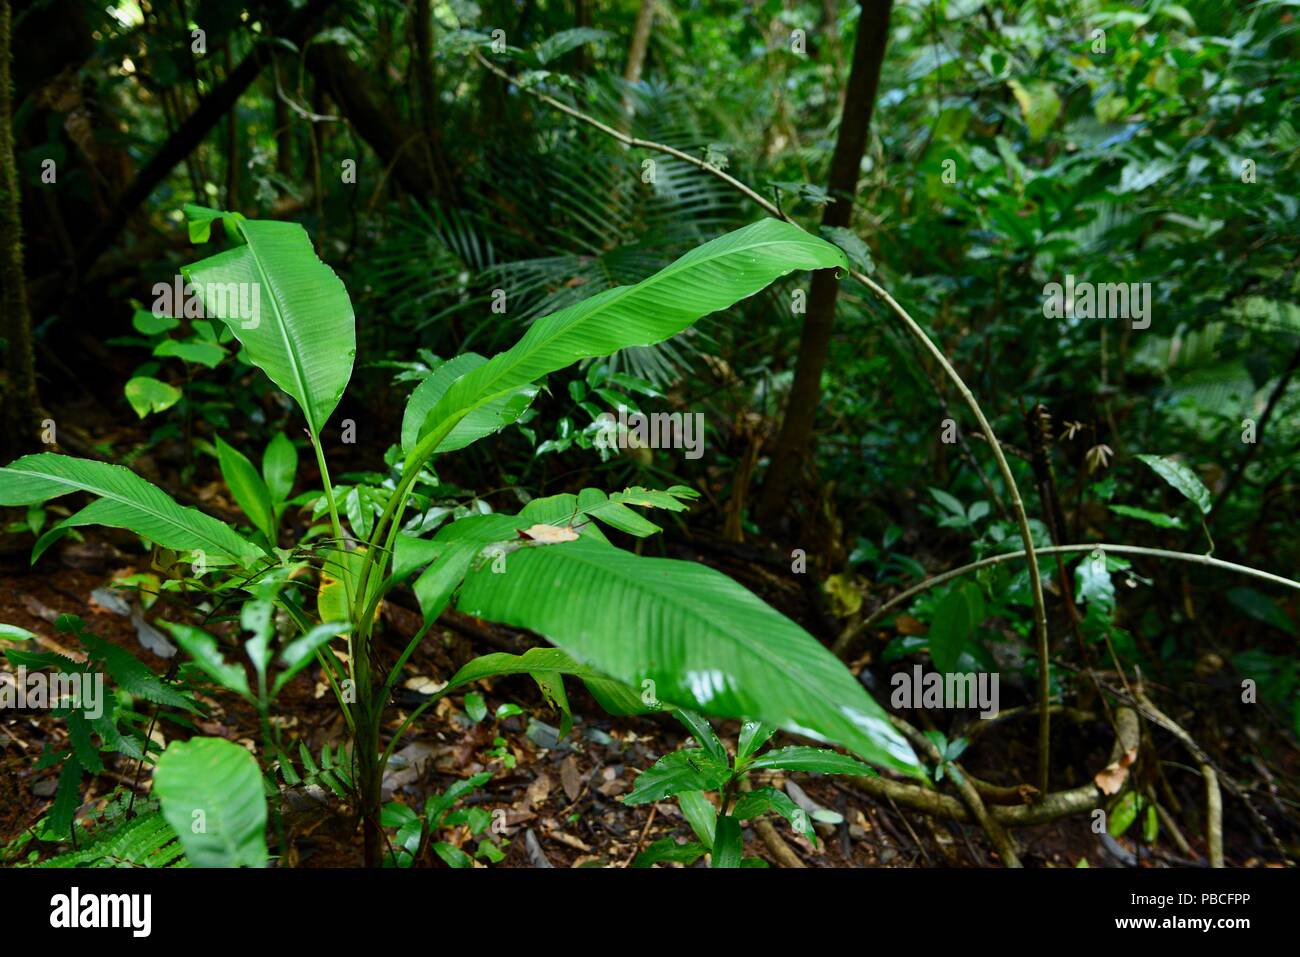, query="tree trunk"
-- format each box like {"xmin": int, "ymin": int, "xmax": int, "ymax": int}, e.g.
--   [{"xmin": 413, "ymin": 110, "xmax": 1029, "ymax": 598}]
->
[
  {"xmin": 572, "ymin": 0, "xmax": 593, "ymax": 74},
  {"xmin": 306, "ymin": 41, "xmax": 438, "ymax": 199},
  {"xmin": 0, "ymin": 0, "xmax": 39, "ymax": 458},
  {"xmin": 410, "ymin": 0, "xmax": 451, "ymax": 201},
  {"xmin": 756, "ymin": 0, "xmax": 893, "ymax": 531},
  {"xmin": 624, "ymin": 0, "xmax": 655, "ymax": 86}
]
